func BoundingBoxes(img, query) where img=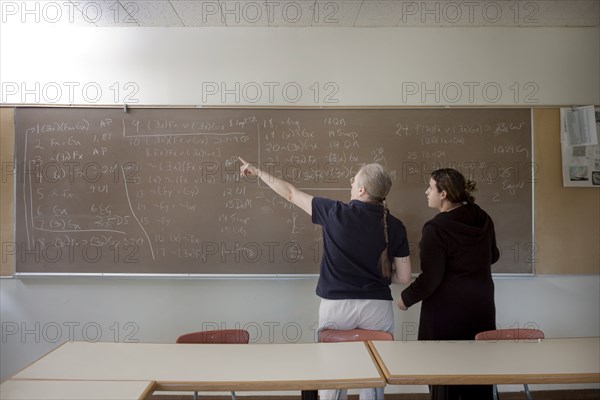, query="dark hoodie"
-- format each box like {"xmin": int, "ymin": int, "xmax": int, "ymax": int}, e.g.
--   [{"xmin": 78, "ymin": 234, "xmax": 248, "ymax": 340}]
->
[{"xmin": 401, "ymin": 203, "xmax": 500, "ymax": 340}]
